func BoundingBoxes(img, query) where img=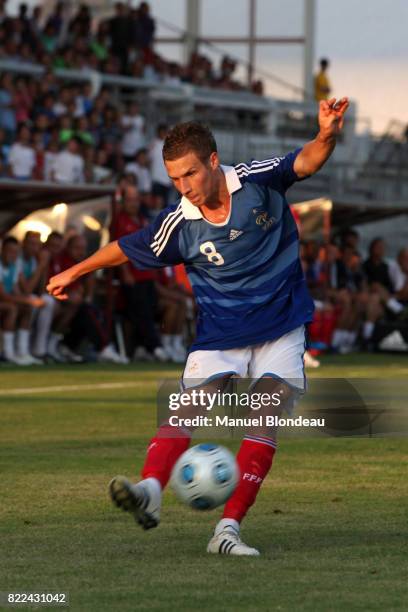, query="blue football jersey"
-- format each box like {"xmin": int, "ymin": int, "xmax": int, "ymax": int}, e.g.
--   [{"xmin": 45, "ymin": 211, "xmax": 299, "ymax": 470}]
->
[{"xmin": 118, "ymin": 149, "xmax": 315, "ymax": 351}]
